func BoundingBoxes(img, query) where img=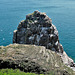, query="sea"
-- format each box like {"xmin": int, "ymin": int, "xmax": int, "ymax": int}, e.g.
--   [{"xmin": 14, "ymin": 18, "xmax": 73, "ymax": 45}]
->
[{"xmin": 0, "ymin": 0, "xmax": 75, "ymax": 61}]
